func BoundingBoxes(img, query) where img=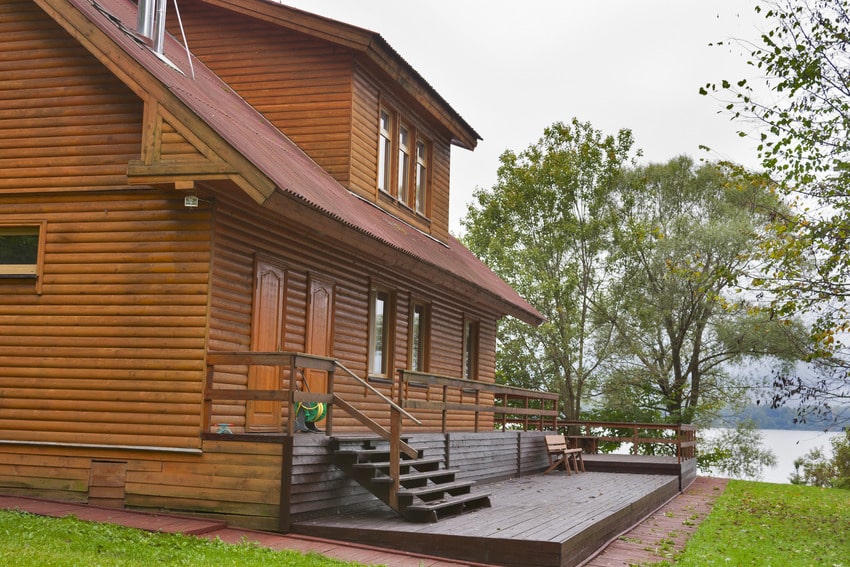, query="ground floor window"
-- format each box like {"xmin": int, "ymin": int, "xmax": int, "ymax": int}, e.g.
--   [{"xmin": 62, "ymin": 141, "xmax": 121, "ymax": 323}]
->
[
  {"xmin": 369, "ymin": 288, "xmax": 393, "ymax": 378},
  {"xmin": 410, "ymin": 301, "xmax": 430, "ymax": 372},
  {"xmin": 462, "ymin": 319, "xmax": 479, "ymax": 380},
  {"xmin": 0, "ymin": 224, "xmax": 40, "ymax": 276},
  {"xmin": 0, "ymin": 222, "xmax": 45, "ymax": 293}
]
